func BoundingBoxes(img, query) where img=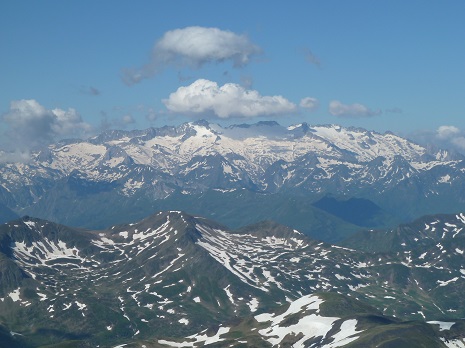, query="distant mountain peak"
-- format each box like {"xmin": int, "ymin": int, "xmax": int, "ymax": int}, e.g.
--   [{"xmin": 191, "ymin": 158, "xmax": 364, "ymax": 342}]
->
[{"xmin": 255, "ymin": 120, "xmax": 280, "ymax": 127}]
